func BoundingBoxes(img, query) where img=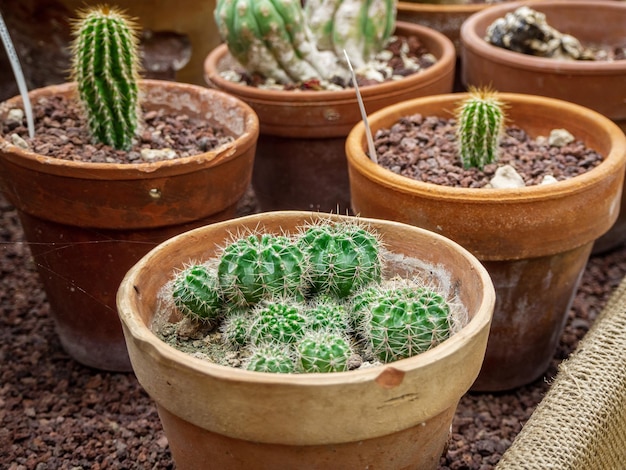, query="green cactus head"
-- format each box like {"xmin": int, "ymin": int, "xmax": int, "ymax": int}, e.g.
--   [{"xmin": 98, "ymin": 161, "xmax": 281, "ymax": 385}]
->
[
  {"xmin": 455, "ymin": 86, "xmax": 507, "ymax": 170},
  {"xmin": 70, "ymin": 4, "xmax": 141, "ymax": 150},
  {"xmin": 221, "ymin": 309, "xmax": 253, "ymax": 348},
  {"xmin": 296, "ymin": 329, "xmax": 353, "ymax": 373},
  {"xmin": 245, "ymin": 343, "xmax": 296, "ymax": 373},
  {"xmin": 172, "ymin": 264, "xmax": 223, "ymax": 322},
  {"xmin": 354, "ymin": 278, "xmax": 451, "ymax": 363},
  {"xmin": 305, "ymin": 294, "xmax": 351, "ymax": 333},
  {"xmin": 217, "ymin": 233, "xmax": 307, "ymax": 306},
  {"xmin": 249, "ymin": 299, "xmax": 308, "ymax": 345},
  {"xmin": 298, "ymin": 221, "xmax": 383, "ymax": 299}
]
